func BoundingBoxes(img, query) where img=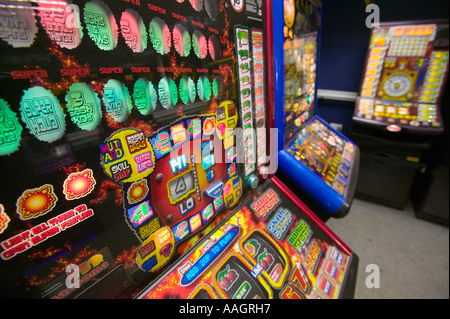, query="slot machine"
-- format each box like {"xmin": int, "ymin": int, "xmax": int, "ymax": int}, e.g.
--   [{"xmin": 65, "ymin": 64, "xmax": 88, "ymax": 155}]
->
[
  {"xmin": 272, "ymin": 0, "xmax": 360, "ymax": 219},
  {"xmin": 0, "ymin": 0, "xmax": 358, "ymax": 300},
  {"xmin": 351, "ymin": 20, "xmax": 449, "ymax": 208}
]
